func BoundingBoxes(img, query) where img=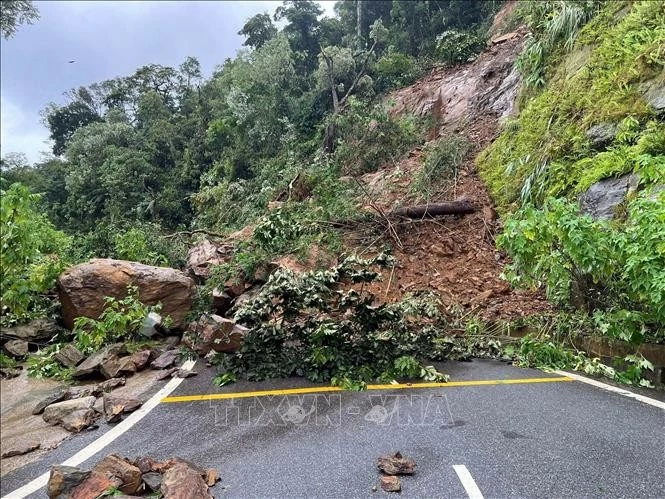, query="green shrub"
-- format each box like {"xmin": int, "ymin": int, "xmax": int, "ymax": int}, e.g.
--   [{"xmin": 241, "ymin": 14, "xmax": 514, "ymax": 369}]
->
[
  {"xmin": 374, "ymin": 50, "xmax": 424, "ymax": 92},
  {"xmin": 435, "ymin": 29, "xmax": 486, "ymax": 65},
  {"xmin": 0, "ymin": 183, "xmax": 71, "ymax": 325},
  {"xmin": 214, "ymin": 255, "xmax": 449, "ymax": 389},
  {"xmin": 73, "ymin": 285, "xmax": 160, "ymax": 353},
  {"xmin": 411, "ymin": 136, "xmax": 471, "ymax": 201},
  {"xmin": 498, "ymin": 192, "xmax": 665, "ymax": 344}
]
